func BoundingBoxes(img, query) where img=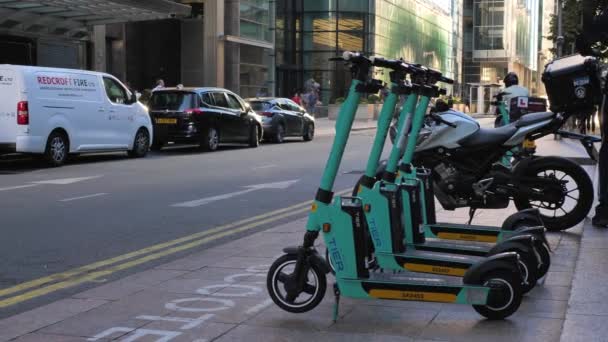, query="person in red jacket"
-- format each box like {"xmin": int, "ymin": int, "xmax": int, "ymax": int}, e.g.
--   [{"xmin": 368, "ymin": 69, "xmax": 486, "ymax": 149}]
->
[{"xmin": 291, "ymin": 89, "xmax": 302, "ymax": 106}]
